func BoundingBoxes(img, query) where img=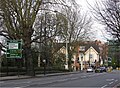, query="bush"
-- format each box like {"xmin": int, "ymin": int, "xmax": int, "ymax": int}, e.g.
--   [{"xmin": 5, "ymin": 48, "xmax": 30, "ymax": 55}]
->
[
  {"xmin": 0, "ymin": 66, "xmax": 69, "ymax": 77},
  {"xmin": 0, "ymin": 67, "xmax": 26, "ymax": 72}
]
